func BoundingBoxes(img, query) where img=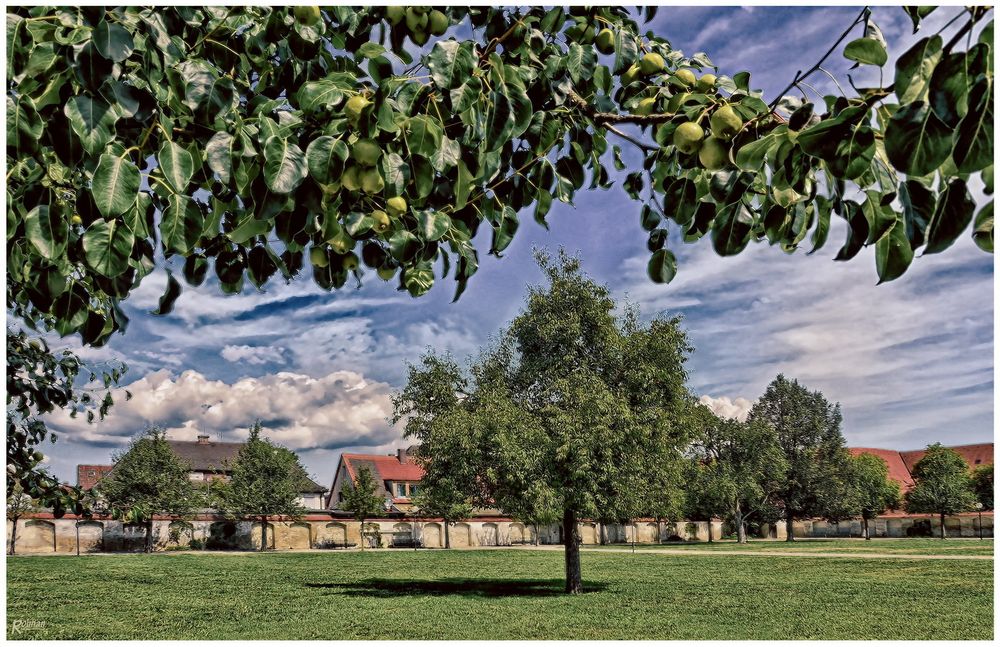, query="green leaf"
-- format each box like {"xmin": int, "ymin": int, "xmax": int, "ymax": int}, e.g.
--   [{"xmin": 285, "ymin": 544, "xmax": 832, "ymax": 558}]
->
[
  {"xmin": 454, "ymin": 160, "xmax": 472, "ymax": 210},
  {"xmin": 898, "ymin": 179, "xmax": 936, "ymax": 249},
  {"xmin": 711, "ymin": 202, "xmax": 753, "ymax": 256},
  {"xmin": 403, "ymin": 262, "xmax": 435, "ymax": 297},
  {"xmin": 874, "ymin": 216, "xmax": 914, "ymax": 284},
  {"xmin": 404, "ymin": 116, "xmax": 443, "ymax": 158},
  {"xmin": 160, "ymin": 195, "xmax": 204, "ymax": 255},
  {"xmin": 491, "ymin": 206, "xmax": 518, "ymax": 255},
  {"xmin": 903, "ymin": 6, "xmax": 936, "ymax": 33},
  {"xmin": 646, "ymin": 249, "xmax": 677, "ymax": 284},
  {"xmin": 7, "ymin": 96, "xmax": 43, "ymax": 151},
  {"xmin": 972, "ymin": 200, "xmax": 993, "ymax": 253},
  {"xmin": 411, "ymin": 155, "xmax": 434, "ymax": 199},
  {"xmin": 953, "ymin": 76, "xmax": 993, "ymax": 173},
  {"xmin": 427, "ymin": 40, "xmax": 475, "ymax": 90},
  {"xmin": 93, "ymin": 20, "xmax": 133, "ymax": 62},
  {"xmin": 416, "ymin": 210, "xmax": 451, "ymax": 241},
  {"xmin": 206, "ymin": 131, "xmax": 235, "ymax": 184},
  {"xmin": 484, "ymin": 91, "xmax": 513, "ymax": 152},
  {"xmin": 834, "ymin": 201, "xmax": 869, "ymax": 261},
  {"xmin": 383, "ymin": 152, "xmax": 410, "ymax": 196},
  {"xmin": 734, "ymin": 133, "xmax": 777, "ymax": 171},
  {"xmin": 157, "ymin": 141, "xmax": 196, "ymax": 193},
  {"xmin": 883, "ymin": 101, "xmax": 953, "ymax": 176},
  {"xmin": 92, "ymin": 154, "xmax": 141, "ymax": 218},
  {"xmin": 151, "ymin": 271, "xmax": 182, "ymax": 315},
  {"xmin": 844, "ymin": 37, "xmax": 887, "ymax": 66},
  {"xmin": 82, "ymin": 218, "xmax": 134, "ymax": 277},
  {"xmin": 296, "ymin": 80, "xmax": 345, "ymax": 113},
  {"xmin": 429, "ymin": 137, "xmax": 460, "ymax": 173},
  {"xmin": 808, "ymin": 196, "xmax": 832, "ymax": 254},
  {"xmin": 24, "ymin": 205, "xmax": 68, "ymax": 260},
  {"xmin": 65, "ymin": 96, "xmax": 116, "ymax": 154},
  {"xmin": 894, "ymin": 35, "xmax": 941, "ymax": 104},
  {"xmin": 924, "ymin": 178, "xmax": 975, "ymax": 255},
  {"xmin": 928, "ymin": 45, "xmax": 988, "ymax": 128},
  {"xmin": 263, "ymin": 136, "xmax": 307, "ymax": 194},
  {"xmin": 305, "ymin": 136, "xmax": 348, "ymax": 184},
  {"xmin": 184, "ymin": 70, "xmax": 236, "ymax": 124}
]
